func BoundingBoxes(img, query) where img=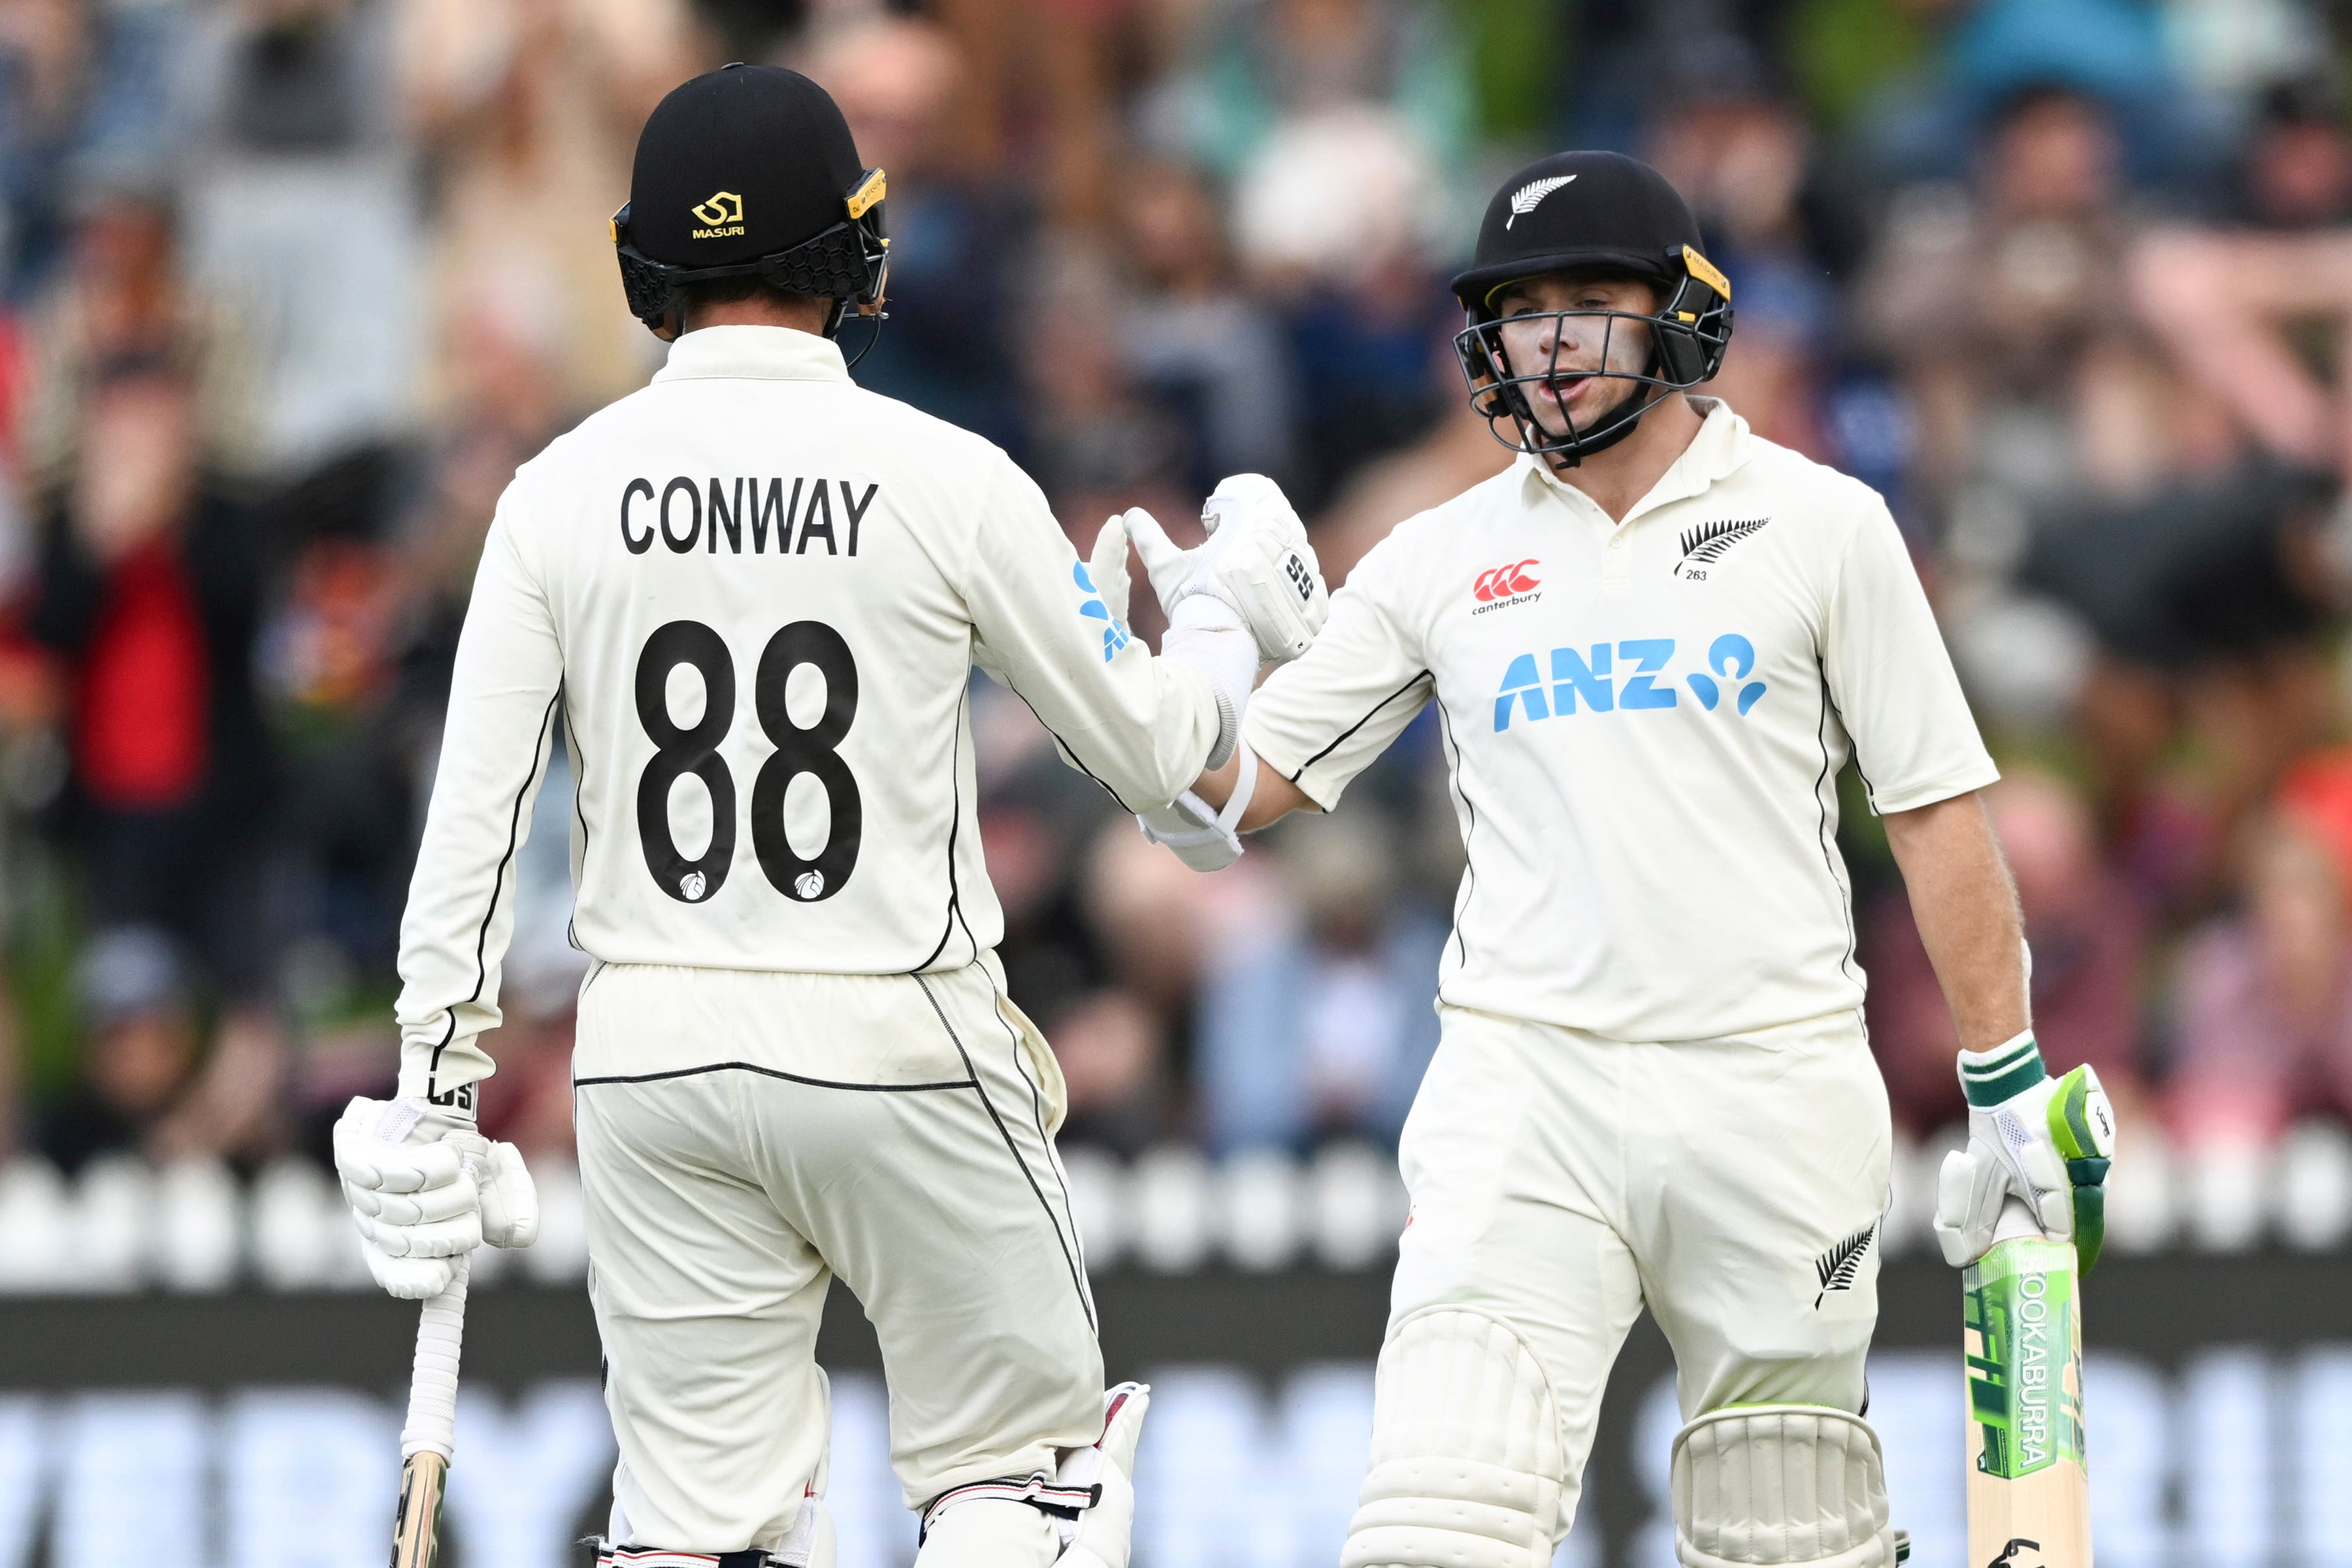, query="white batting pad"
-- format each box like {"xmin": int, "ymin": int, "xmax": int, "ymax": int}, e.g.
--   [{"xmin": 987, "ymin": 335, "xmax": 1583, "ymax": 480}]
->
[
  {"xmin": 1341, "ymin": 1309, "xmax": 1563, "ymax": 1568},
  {"xmin": 1670, "ymin": 1405, "xmax": 1895, "ymax": 1568}
]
